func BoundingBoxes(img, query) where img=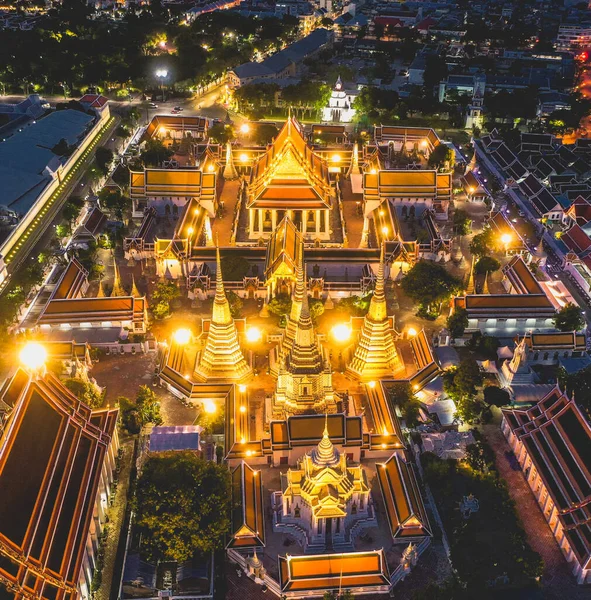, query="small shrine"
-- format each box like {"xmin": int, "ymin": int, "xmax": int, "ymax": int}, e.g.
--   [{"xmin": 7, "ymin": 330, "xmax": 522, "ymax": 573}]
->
[{"xmin": 321, "ymin": 76, "xmax": 357, "ymax": 123}]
